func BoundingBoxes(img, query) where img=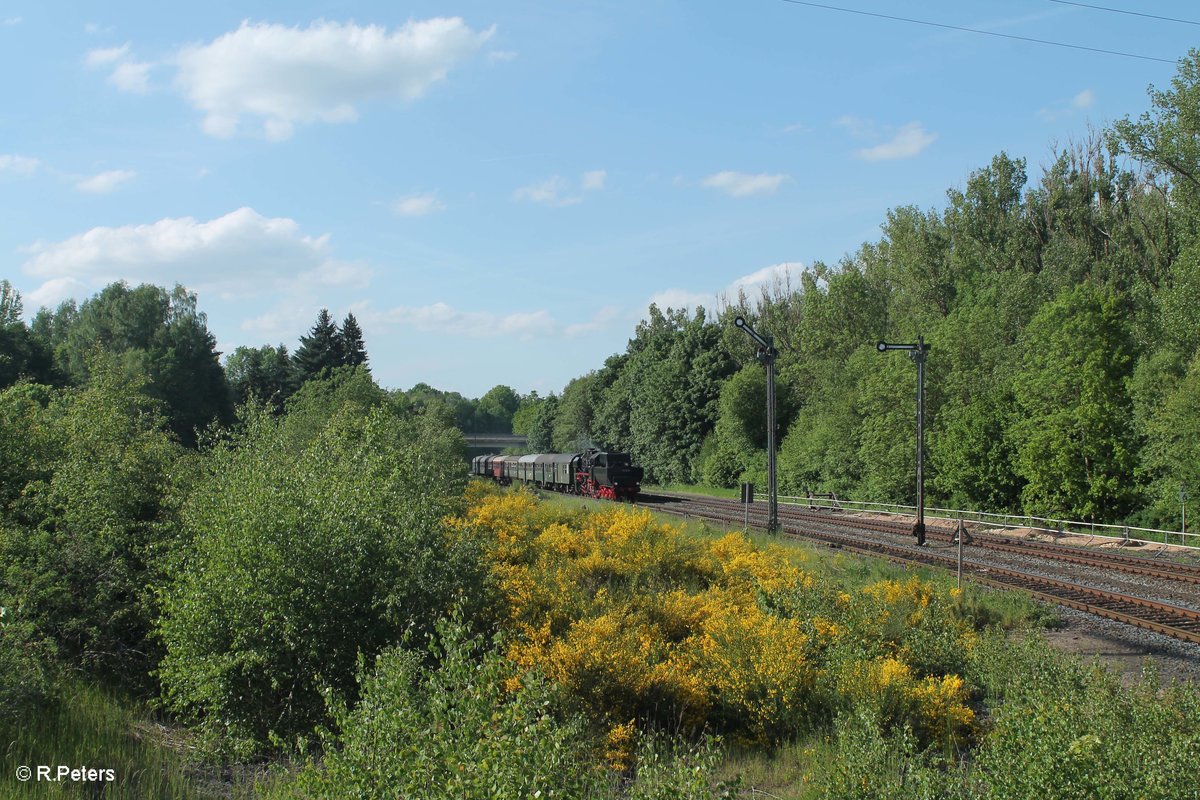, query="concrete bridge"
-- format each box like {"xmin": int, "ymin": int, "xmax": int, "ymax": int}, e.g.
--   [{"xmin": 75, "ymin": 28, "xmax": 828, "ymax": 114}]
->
[{"xmin": 463, "ymin": 433, "xmax": 528, "ymax": 454}]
